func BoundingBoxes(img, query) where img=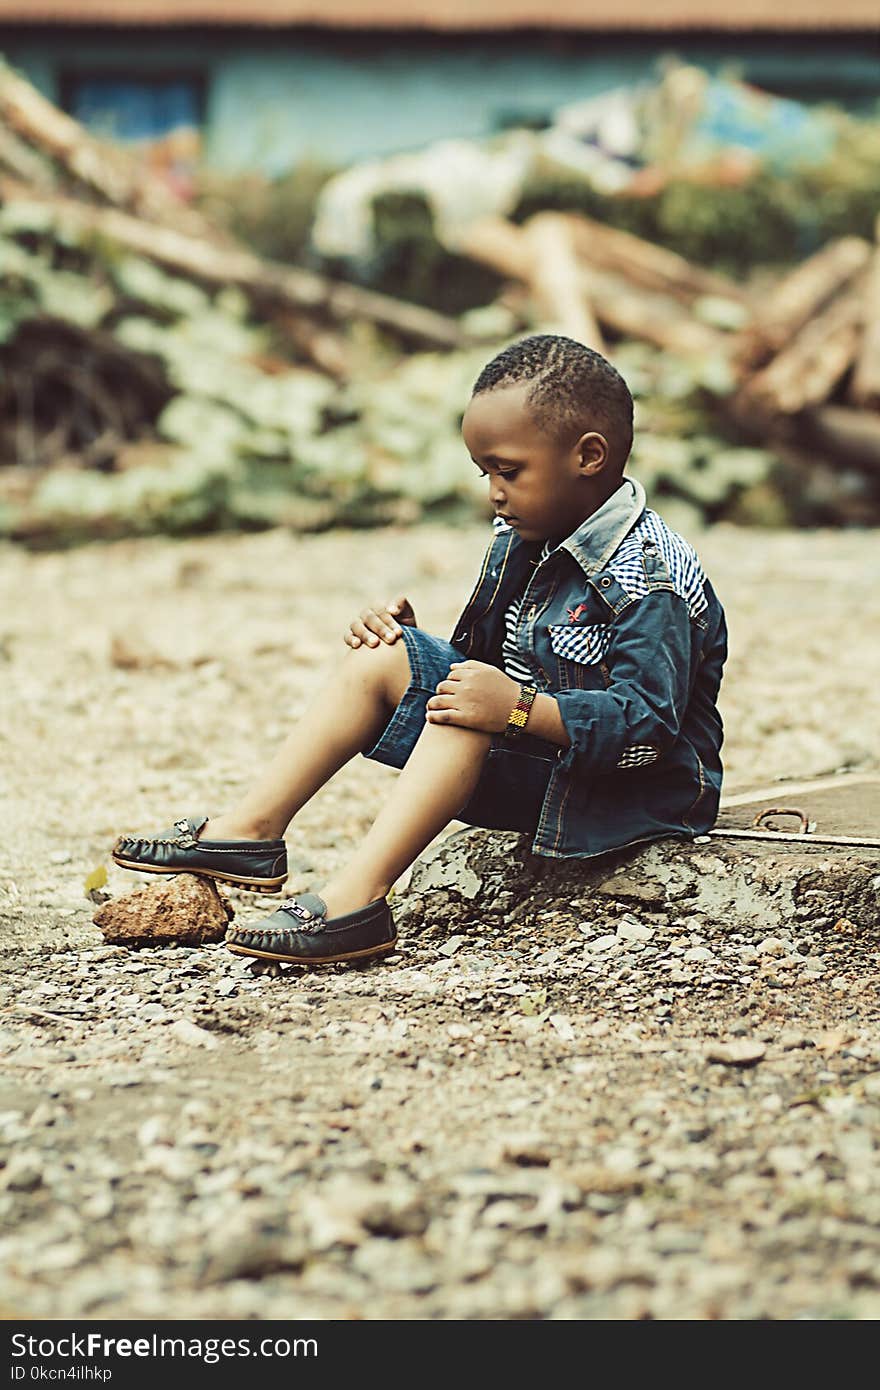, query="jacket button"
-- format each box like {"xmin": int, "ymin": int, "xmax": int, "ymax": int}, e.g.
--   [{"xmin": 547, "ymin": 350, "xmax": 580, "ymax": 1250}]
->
[{"xmin": 599, "ymin": 576, "xmax": 611, "ymax": 588}]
